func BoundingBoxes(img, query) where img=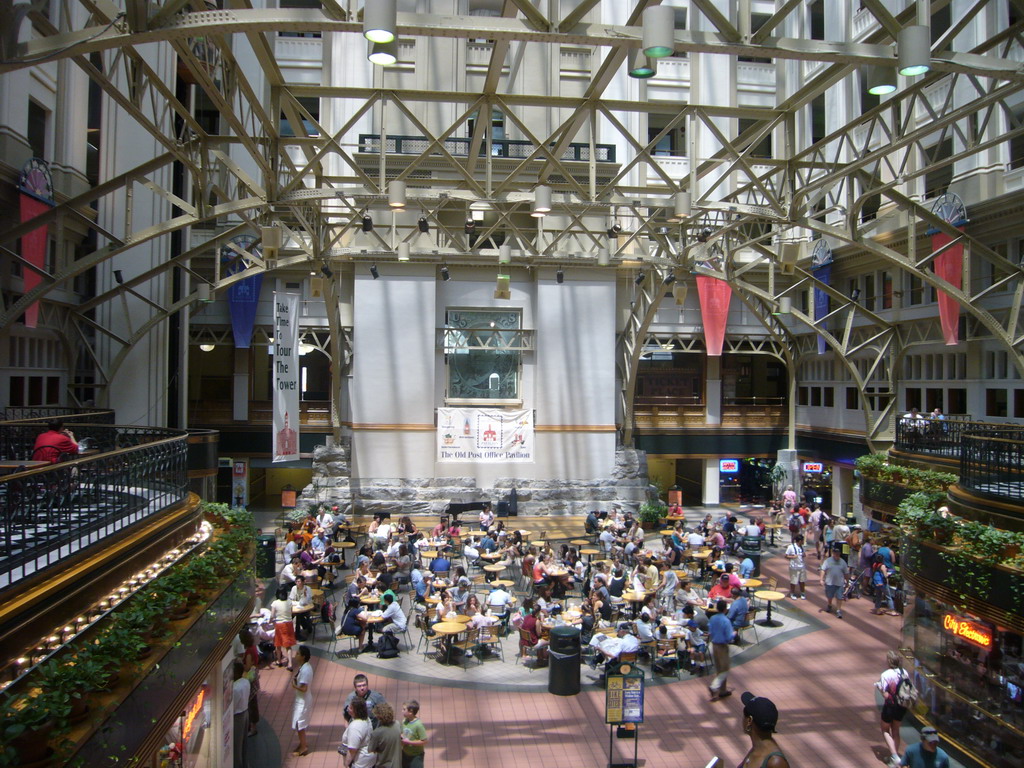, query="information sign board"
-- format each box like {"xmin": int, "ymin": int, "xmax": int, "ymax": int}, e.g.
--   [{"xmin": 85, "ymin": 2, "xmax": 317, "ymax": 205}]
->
[{"xmin": 605, "ymin": 665, "xmax": 644, "ymax": 724}]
